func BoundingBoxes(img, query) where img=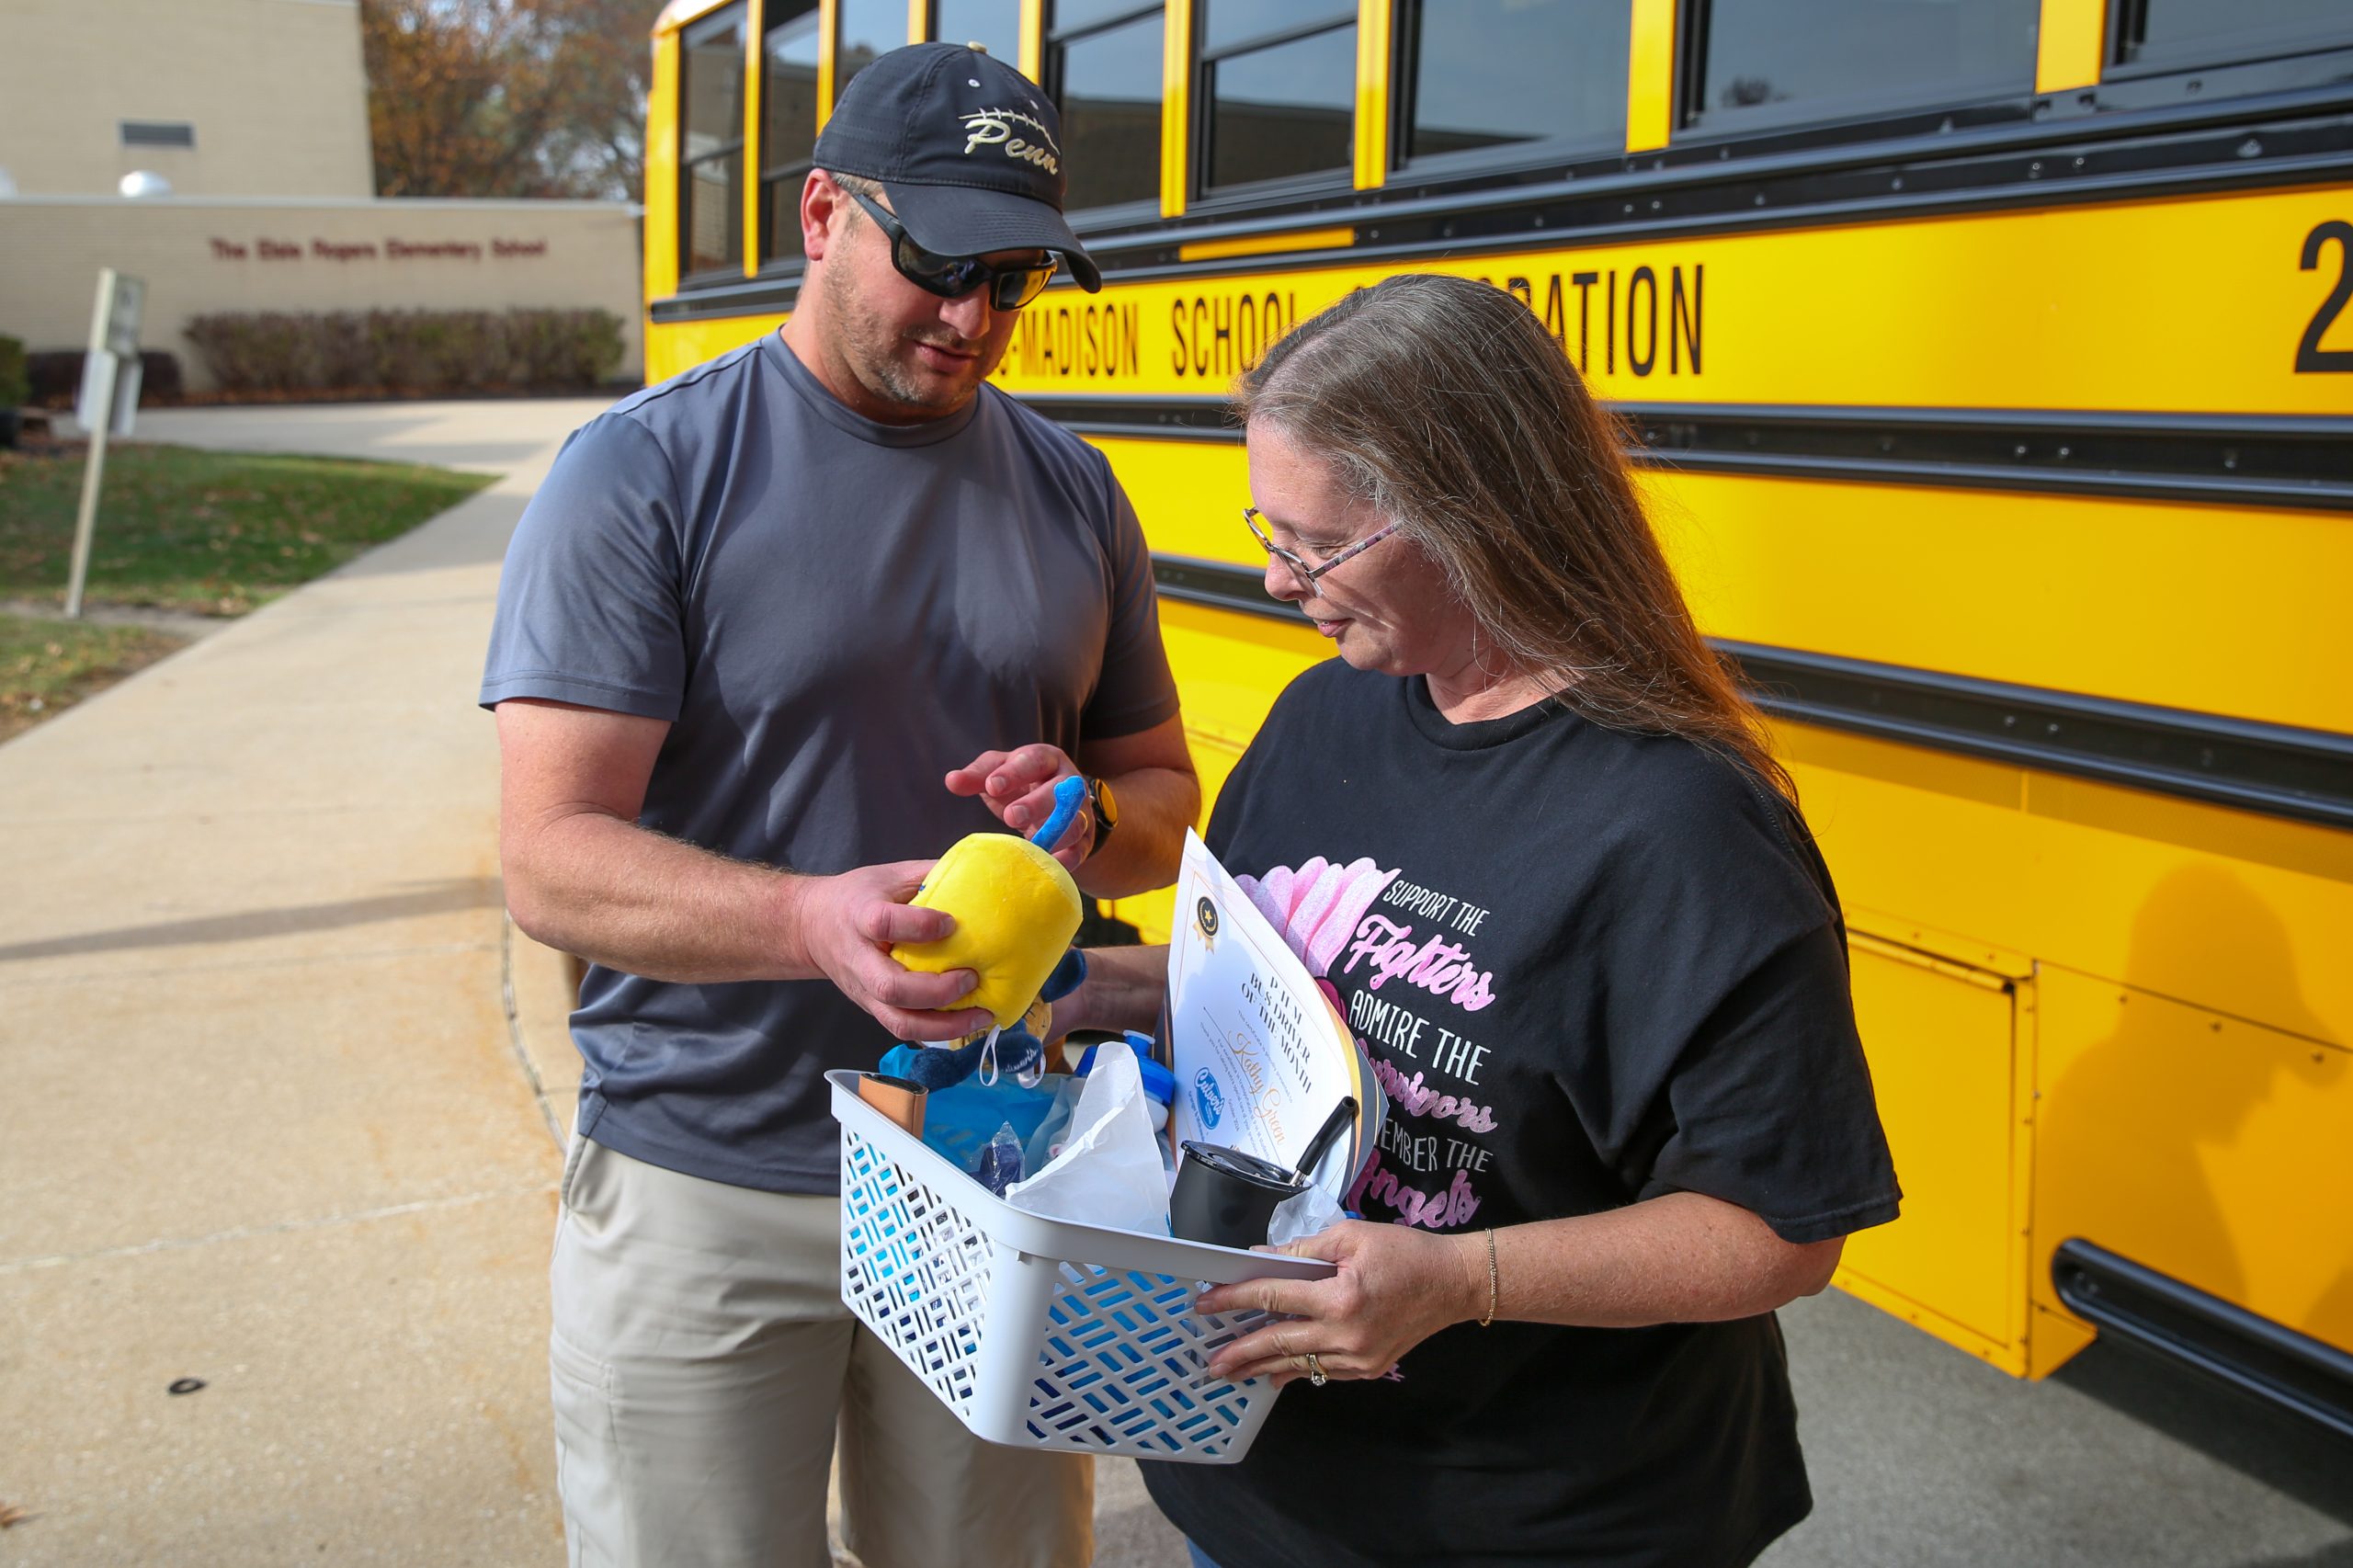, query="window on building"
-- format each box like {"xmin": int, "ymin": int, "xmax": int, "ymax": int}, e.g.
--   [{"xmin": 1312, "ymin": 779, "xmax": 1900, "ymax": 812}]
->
[
  {"xmin": 1683, "ymin": 0, "xmax": 2040, "ymax": 136},
  {"xmin": 930, "ymin": 0, "xmax": 1022, "ymax": 66},
  {"xmin": 2118, "ymin": 0, "xmax": 2350, "ymax": 73},
  {"xmin": 681, "ymin": 4, "xmax": 748, "ymax": 279},
  {"xmin": 836, "ymin": 0, "xmax": 906, "ymax": 99},
  {"xmin": 1394, "ymin": 0, "xmax": 1628, "ymax": 168},
  {"xmin": 1047, "ymin": 3, "xmax": 1164, "ymax": 213},
  {"xmin": 762, "ymin": 0, "xmax": 822, "ymax": 265},
  {"xmin": 1198, "ymin": 1, "xmax": 1355, "ymax": 196},
  {"xmin": 120, "ymin": 120, "xmax": 196, "ymax": 150}
]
